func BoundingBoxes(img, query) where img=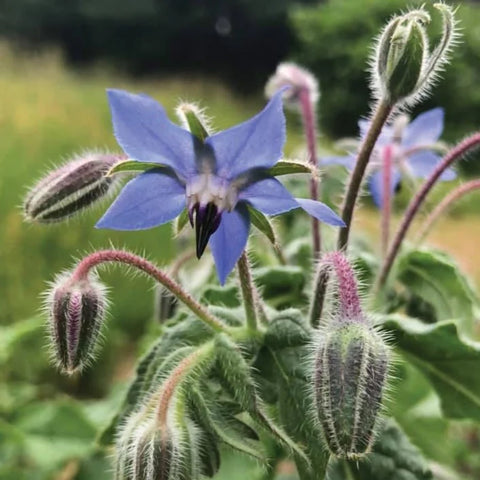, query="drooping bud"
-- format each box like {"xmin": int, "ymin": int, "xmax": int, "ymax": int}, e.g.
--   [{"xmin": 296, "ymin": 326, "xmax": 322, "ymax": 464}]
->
[
  {"xmin": 312, "ymin": 252, "xmax": 390, "ymax": 458},
  {"xmin": 373, "ymin": 3, "xmax": 458, "ymax": 105},
  {"xmin": 24, "ymin": 151, "xmax": 121, "ymax": 224},
  {"xmin": 46, "ymin": 271, "xmax": 107, "ymax": 374},
  {"xmin": 265, "ymin": 62, "xmax": 319, "ymax": 108}
]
